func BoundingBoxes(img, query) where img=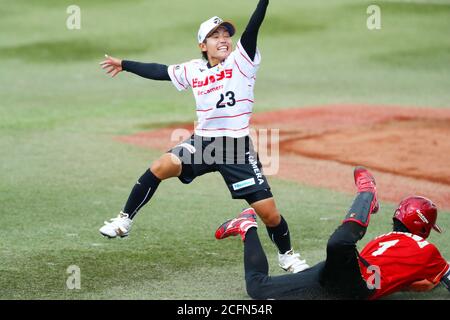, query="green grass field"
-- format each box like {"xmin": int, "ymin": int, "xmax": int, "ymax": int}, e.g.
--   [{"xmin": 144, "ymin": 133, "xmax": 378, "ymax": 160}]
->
[{"xmin": 1, "ymin": 0, "xmax": 450, "ymax": 299}]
